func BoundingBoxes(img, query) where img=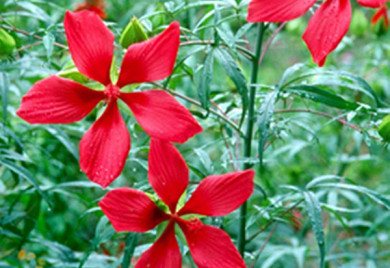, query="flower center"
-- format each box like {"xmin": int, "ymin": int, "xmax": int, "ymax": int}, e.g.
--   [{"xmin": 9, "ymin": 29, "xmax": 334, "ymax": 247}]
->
[{"xmin": 104, "ymin": 84, "xmax": 121, "ymax": 100}]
